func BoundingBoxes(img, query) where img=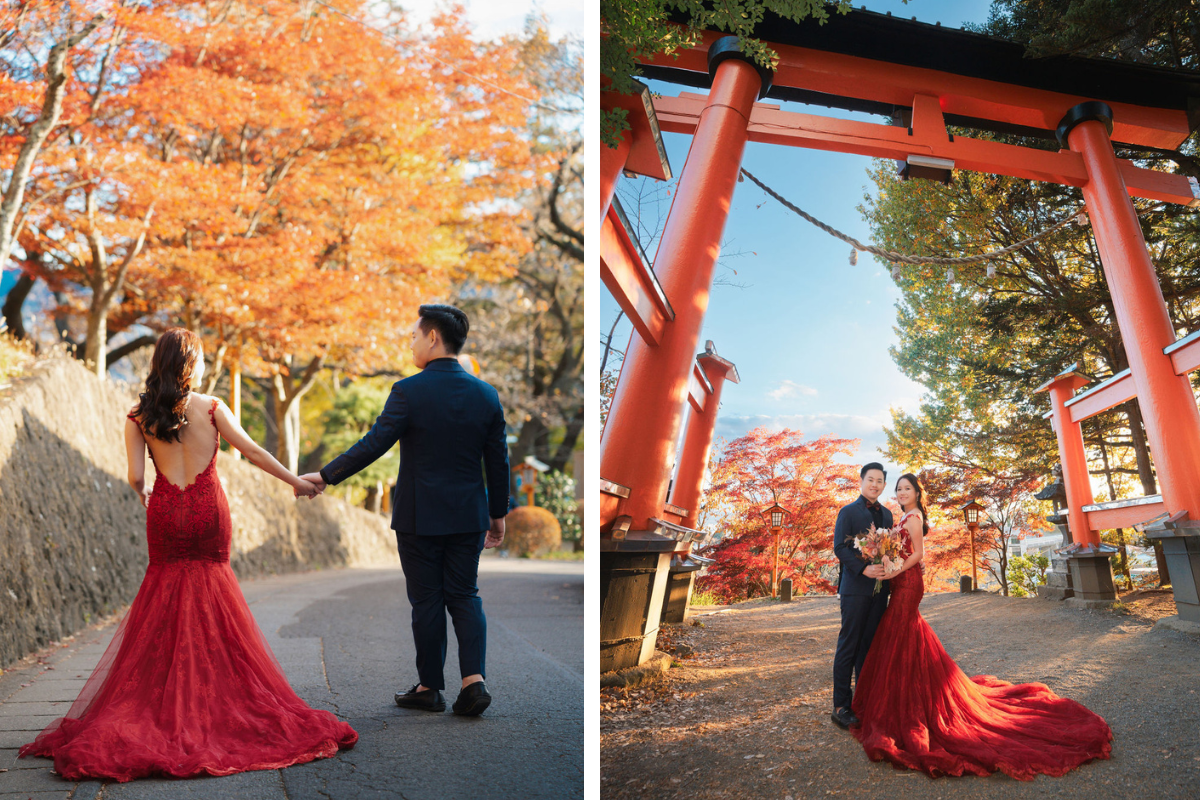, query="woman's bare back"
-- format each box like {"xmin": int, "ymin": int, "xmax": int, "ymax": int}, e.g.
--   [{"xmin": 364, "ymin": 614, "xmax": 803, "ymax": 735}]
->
[{"xmin": 137, "ymin": 393, "xmax": 221, "ymax": 489}]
